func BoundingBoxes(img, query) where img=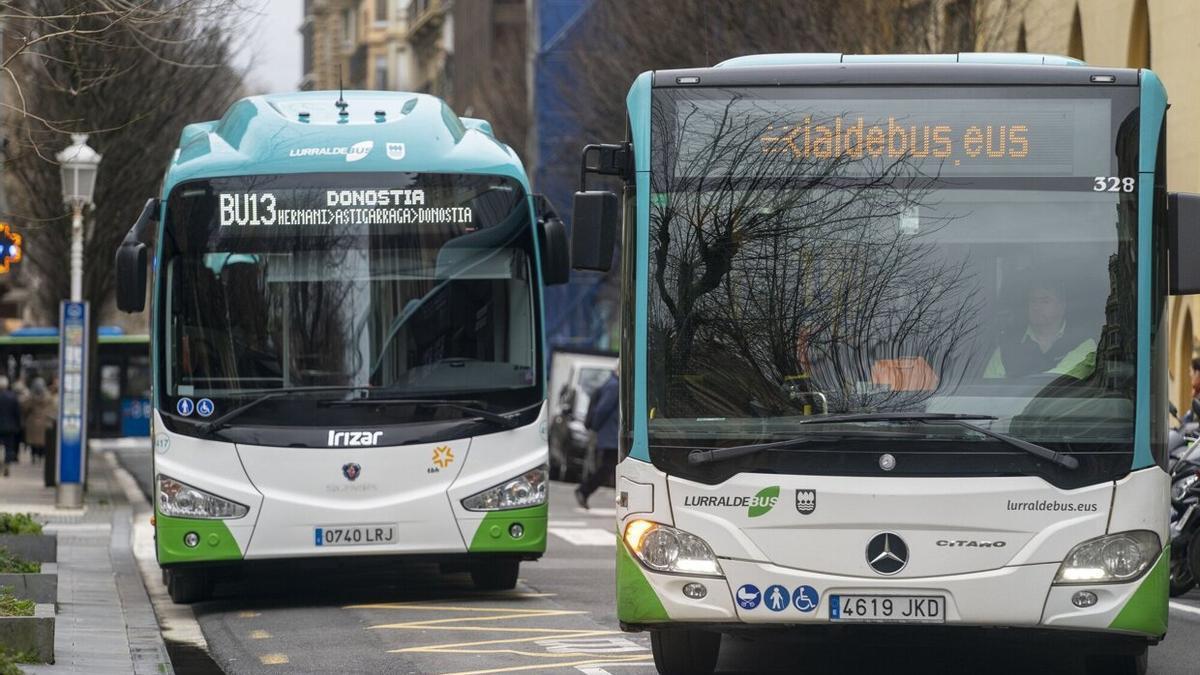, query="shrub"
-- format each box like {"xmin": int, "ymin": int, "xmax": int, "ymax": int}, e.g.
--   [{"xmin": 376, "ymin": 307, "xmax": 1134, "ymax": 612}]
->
[
  {"xmin": 0, "ymin": 515, "xmax": 42, "ymax": 536},
  {"xmin": 0, "ymin": 587, "xmax": 34, "ymax": 617},
  {"xmin": 0, "ymin": 550, "xmax": 39, "ymax": 575},
  {"xmin": 0, "ymin": 645, "xmax": 33, "ymax": 675}
]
